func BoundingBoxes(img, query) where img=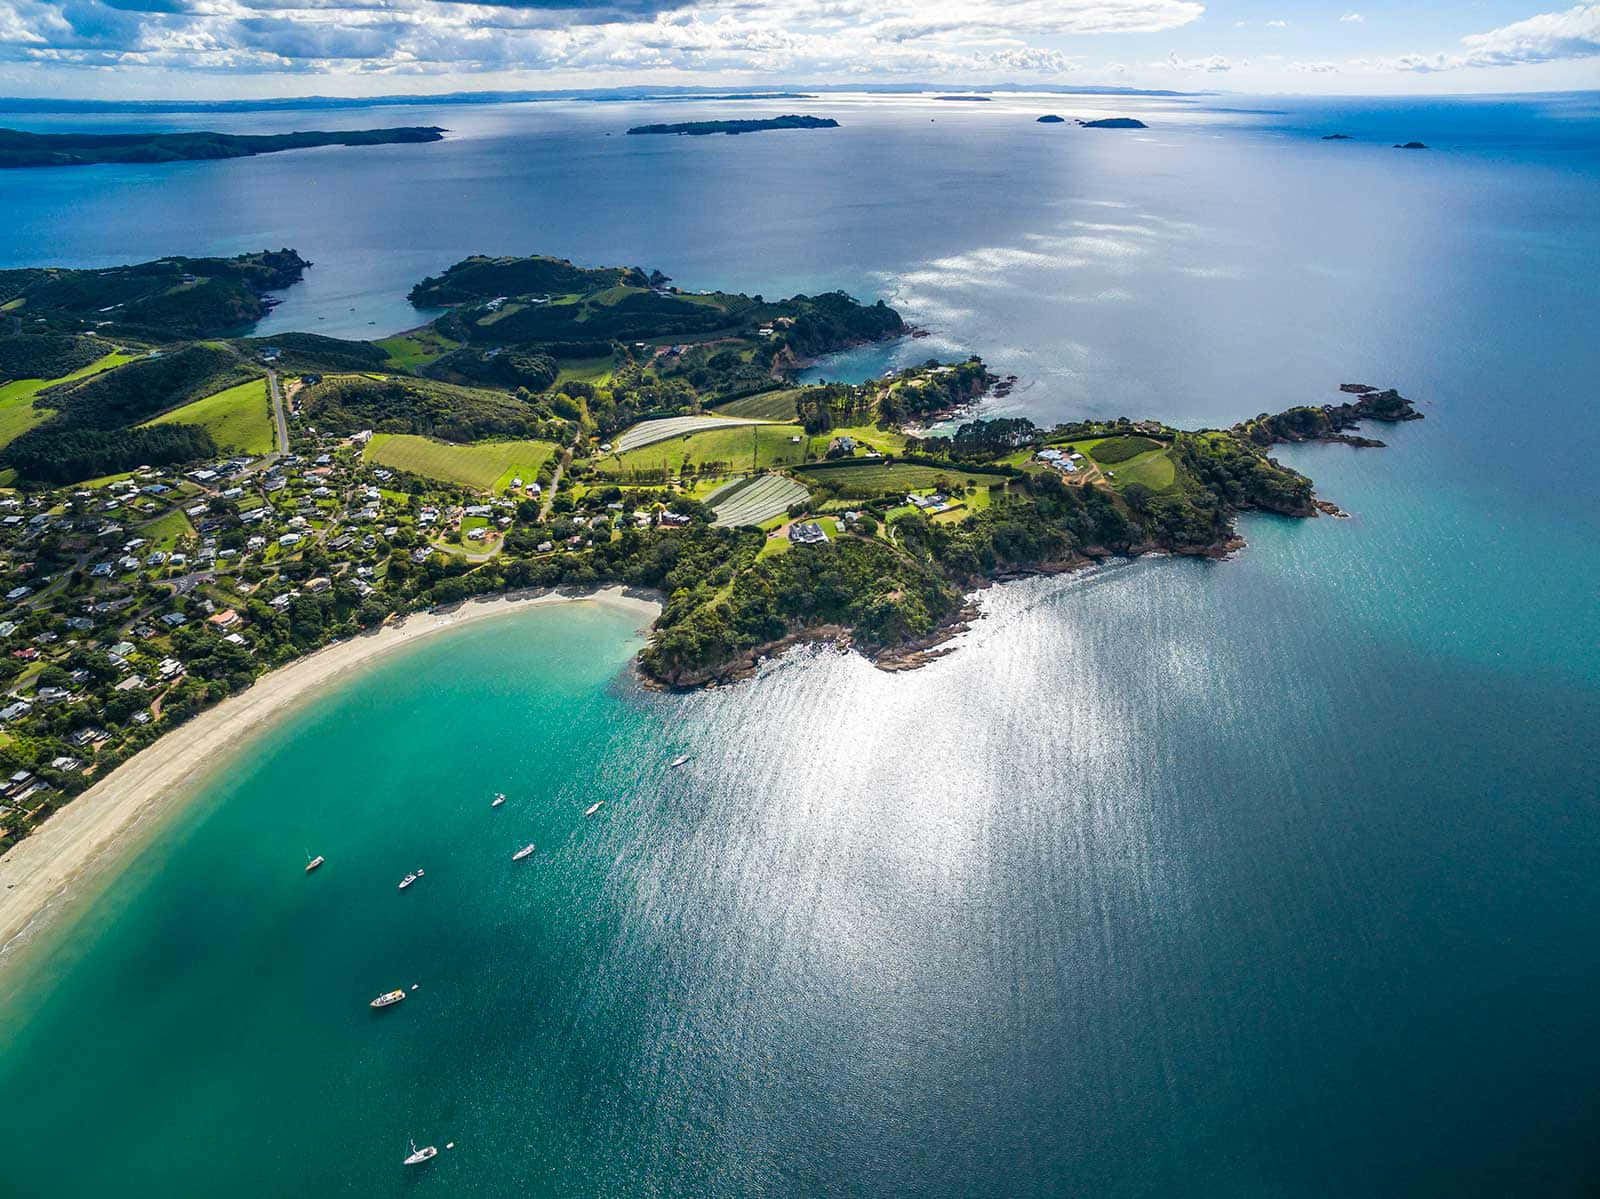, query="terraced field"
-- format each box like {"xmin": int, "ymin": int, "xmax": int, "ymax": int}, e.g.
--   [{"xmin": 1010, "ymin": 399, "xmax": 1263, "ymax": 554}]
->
[
  {"xmin": 600, "ymin": 422, "xmax": 808, "ymax": 477},
  {"xmin": 709, "ymin": 474, "xmax": 810, "ymax": 527},
  {"xmin": 363, "ymin": 434, "xmax": 557, "ymax": 491},
  {"xmin": 615, "ymin": 414, "xmax": 772, "ymax": 453}
]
